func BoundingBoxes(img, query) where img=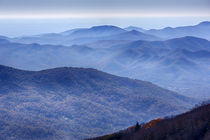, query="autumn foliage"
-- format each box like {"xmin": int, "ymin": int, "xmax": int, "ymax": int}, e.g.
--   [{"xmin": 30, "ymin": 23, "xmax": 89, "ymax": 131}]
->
[{"xmin": 142, "ymin": 118, "xmax": 162, "ymax": 129}]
